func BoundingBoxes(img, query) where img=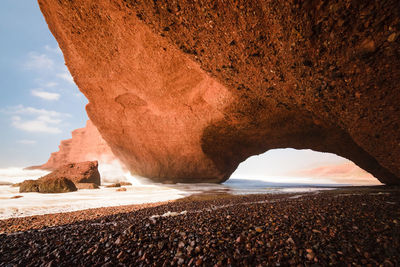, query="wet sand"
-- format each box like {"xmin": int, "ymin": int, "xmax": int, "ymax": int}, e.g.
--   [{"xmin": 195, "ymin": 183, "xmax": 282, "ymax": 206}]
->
[{"xmin": 0, "ymin": 186, "xmax": 399, "ymax": 266}]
